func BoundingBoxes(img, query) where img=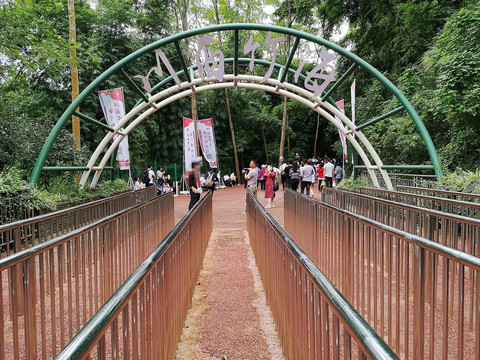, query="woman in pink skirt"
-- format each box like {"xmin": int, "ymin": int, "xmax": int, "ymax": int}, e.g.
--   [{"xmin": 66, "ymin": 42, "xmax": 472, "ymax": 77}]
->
[{"xmin": 264, "ymin": 165, "xmax": 276, "ymax": 208}]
